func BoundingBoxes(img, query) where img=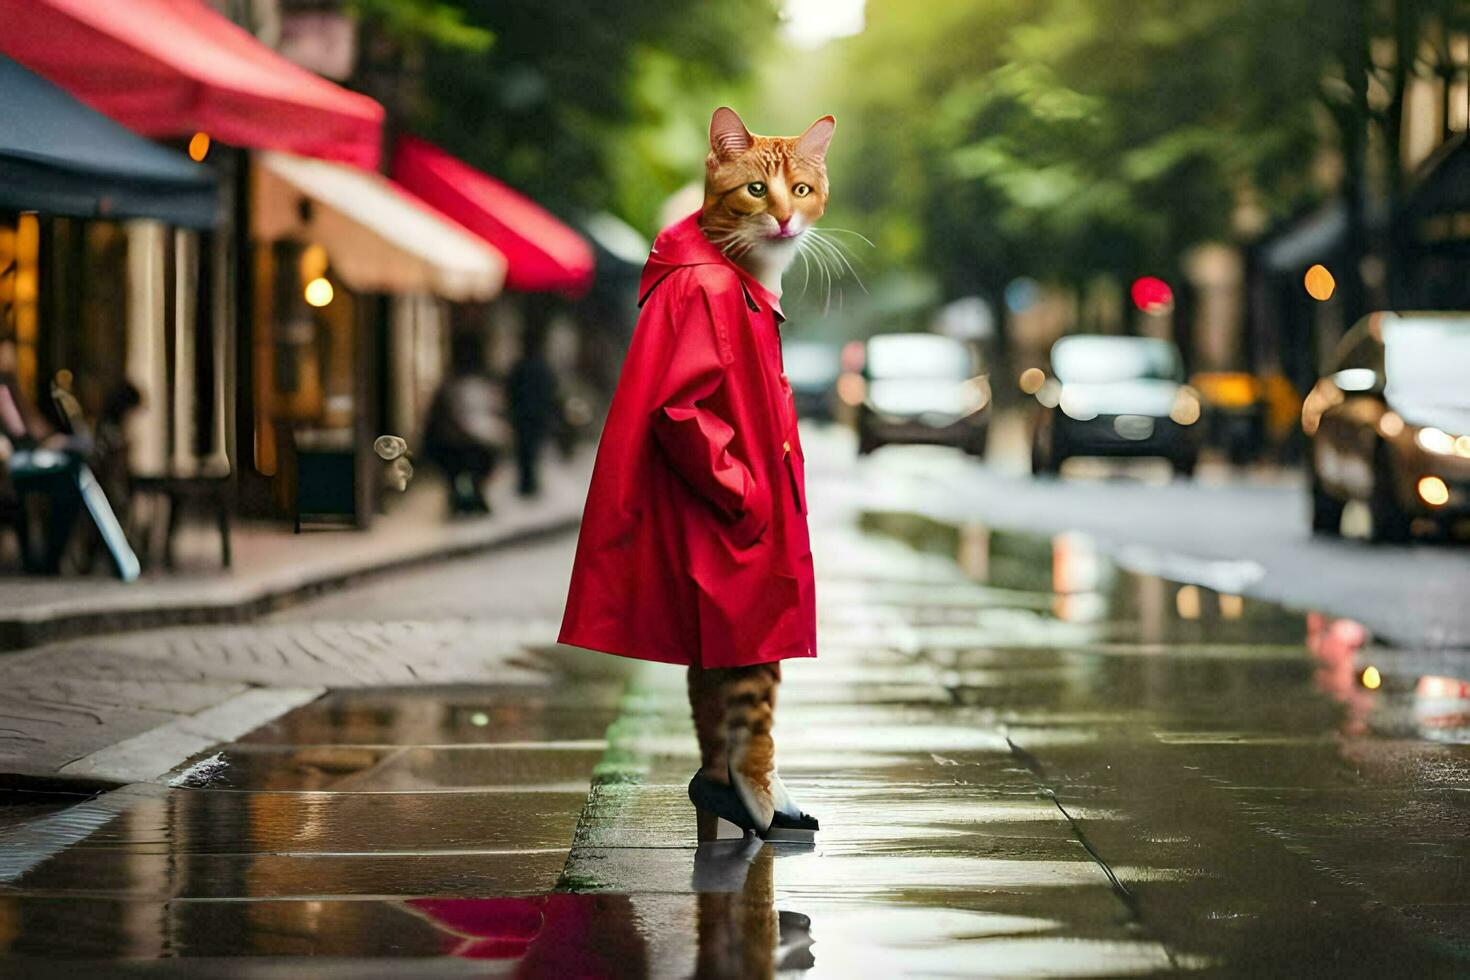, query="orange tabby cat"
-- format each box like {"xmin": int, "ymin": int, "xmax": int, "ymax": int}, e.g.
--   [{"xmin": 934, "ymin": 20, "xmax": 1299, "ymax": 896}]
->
[{"xmin": 689, "ymin": 107, "xmax": 834, "ymax": 834}]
